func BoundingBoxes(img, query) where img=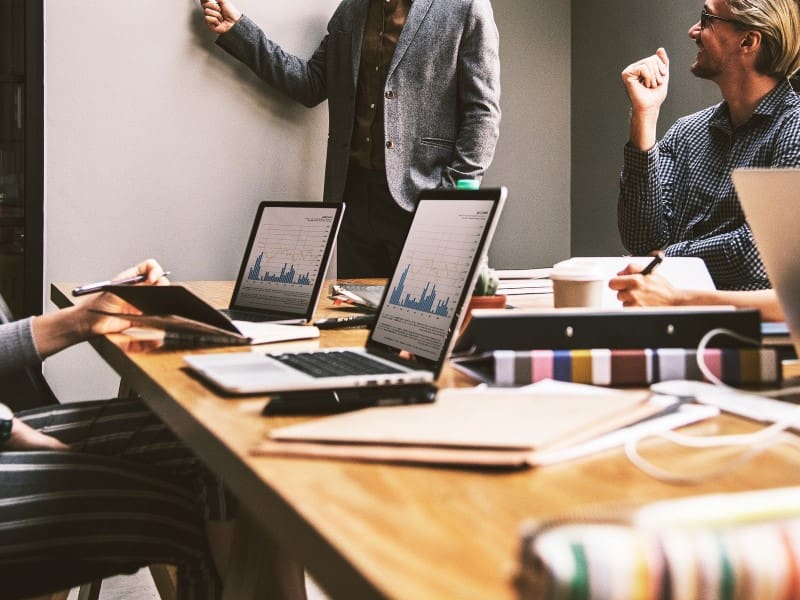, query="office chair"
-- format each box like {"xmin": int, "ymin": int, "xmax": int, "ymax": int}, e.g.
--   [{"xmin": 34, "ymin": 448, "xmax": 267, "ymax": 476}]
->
[{"xmin": 1, "ymin": 294, "xmax": 176, "ymax": 600}]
